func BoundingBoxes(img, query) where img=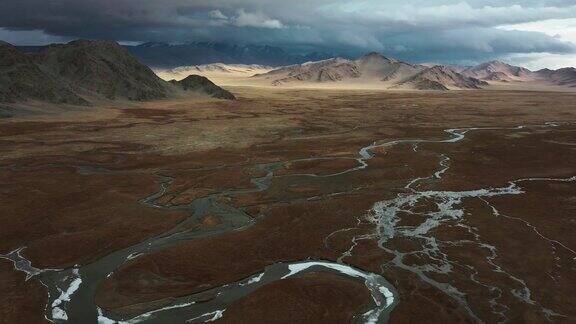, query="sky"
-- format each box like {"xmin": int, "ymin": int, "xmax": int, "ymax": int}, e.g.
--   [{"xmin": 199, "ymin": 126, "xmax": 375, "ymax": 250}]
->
[{"xmin": 1, "ymin": 0, "xmax": 575, "ymax": 69}]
